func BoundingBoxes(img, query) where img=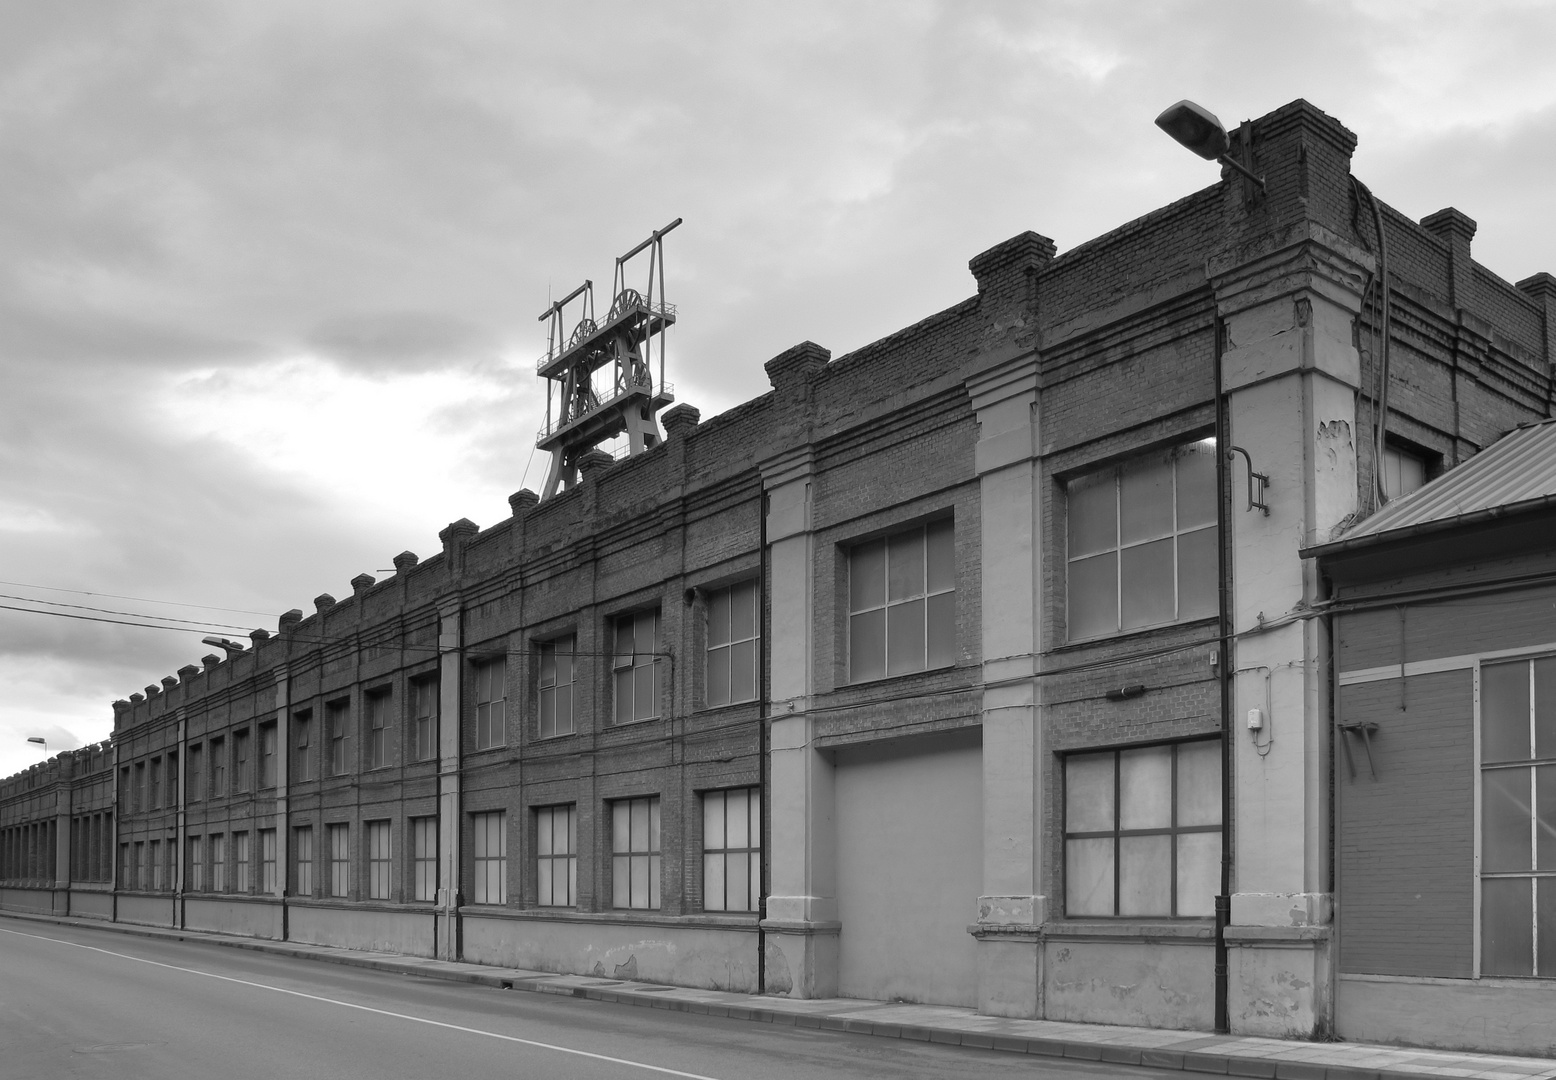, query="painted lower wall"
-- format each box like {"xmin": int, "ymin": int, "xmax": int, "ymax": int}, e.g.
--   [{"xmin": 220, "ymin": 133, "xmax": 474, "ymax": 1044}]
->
[
  {"xmin": 183, "ymin": 895, "xmax": 283, "ymax": 939},
  {"xmin": 1043, "ymin": 933, "xmax": 1215, "ymax": 1030},
  {"xmin": 289, "ymin": 902, "xmax": 435, "ymax": 957},
  {"xmin": 69, "ymin": 888, "xmax": 112, "ymax": 919},
  {"xmin": 0, "ymin": 886, "xmax": 60, "ymax": 914},
  {"xmin": 116, "ymin": 892, "xmax": 174, "ymax": 928},
  {"xmin": 1338, "ymin": 974, "xmax": 1556, "ymax": 1056}
]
